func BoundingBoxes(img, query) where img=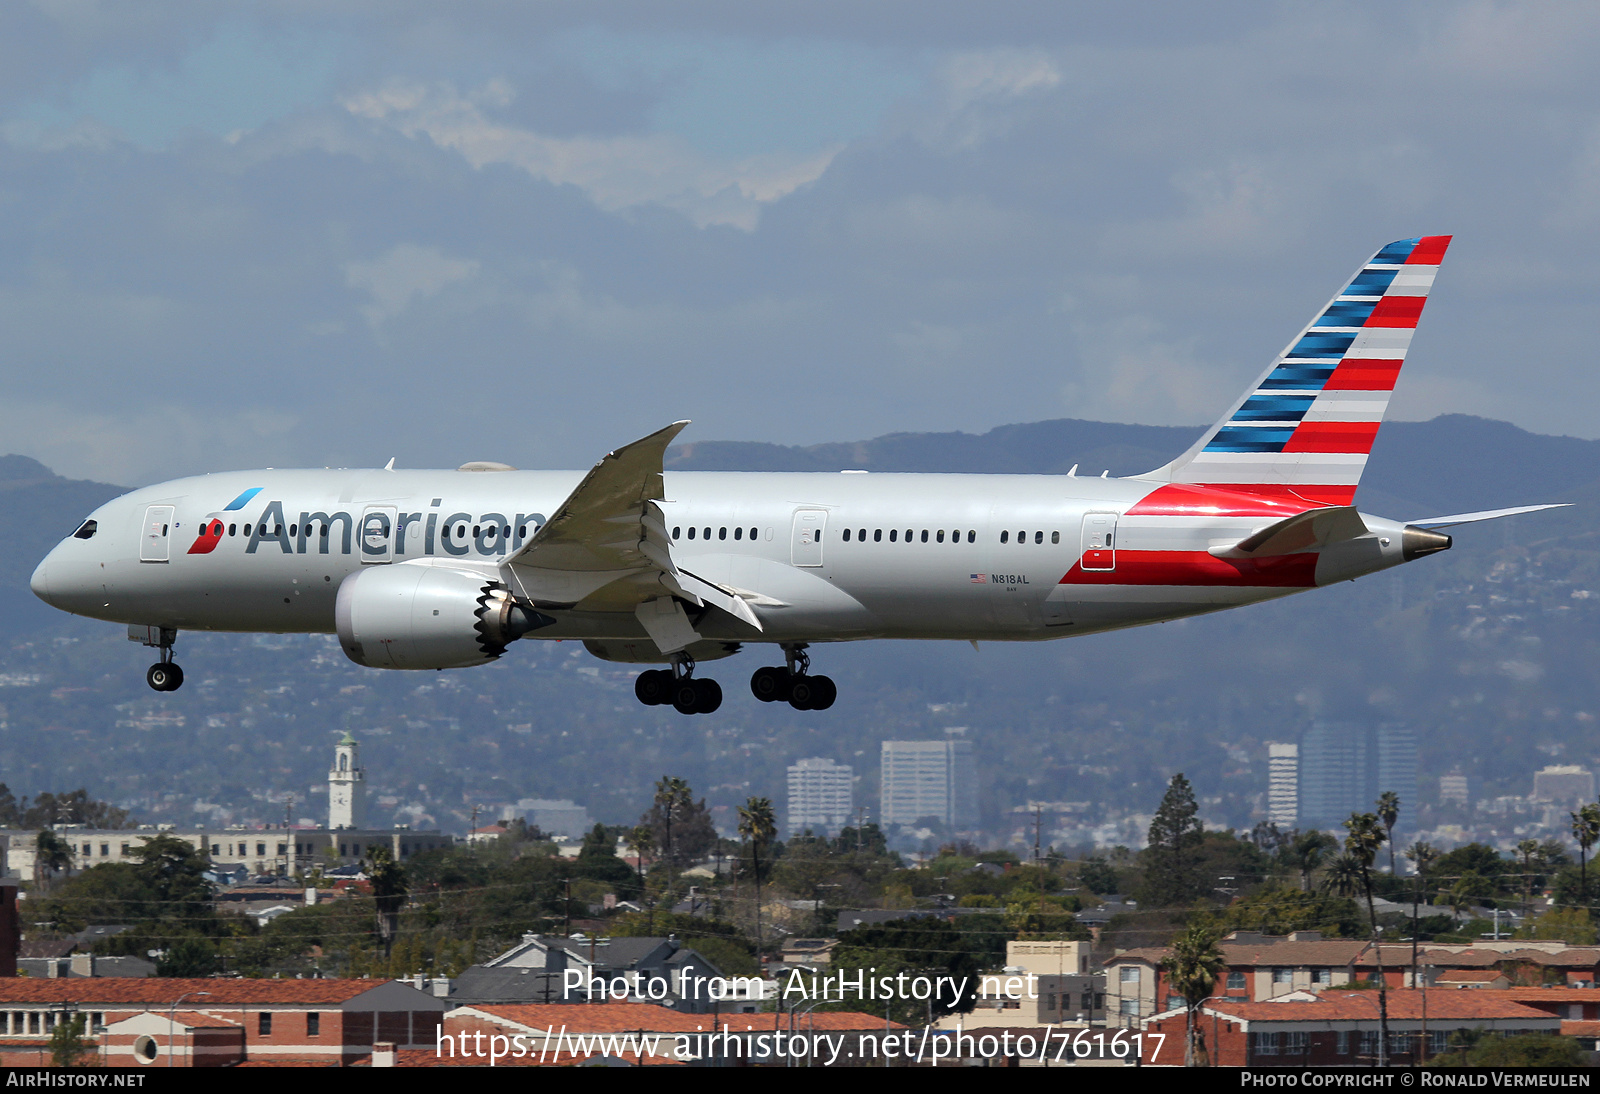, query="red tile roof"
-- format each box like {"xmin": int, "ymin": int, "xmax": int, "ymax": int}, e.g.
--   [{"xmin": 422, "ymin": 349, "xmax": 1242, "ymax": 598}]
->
[
  {"xmin": 712, "ymin": 1012, "xmax": 905, "ymax": 1032},
  {"xmin": 388, "ymin": 1047, "xmax": 683, "ymax": 1066},
  {"xmin": 1112, "ymin": 940, "xmax": 1413, "ymax": 968},
  {"xmin": 451, "ymin": 1003, "xmax": 711, "ymax": 1034},
  {"xmin": 0, "ymin": 978, "xmax": 415, "ymax": 1006},
  {"xmin": 1205, "ymin": 990, "xmax": 1555, "ymax": 1023},
  {"xmin": 1504, "ymin": 988, "xmax": 1600, "ymax": 1003}
]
